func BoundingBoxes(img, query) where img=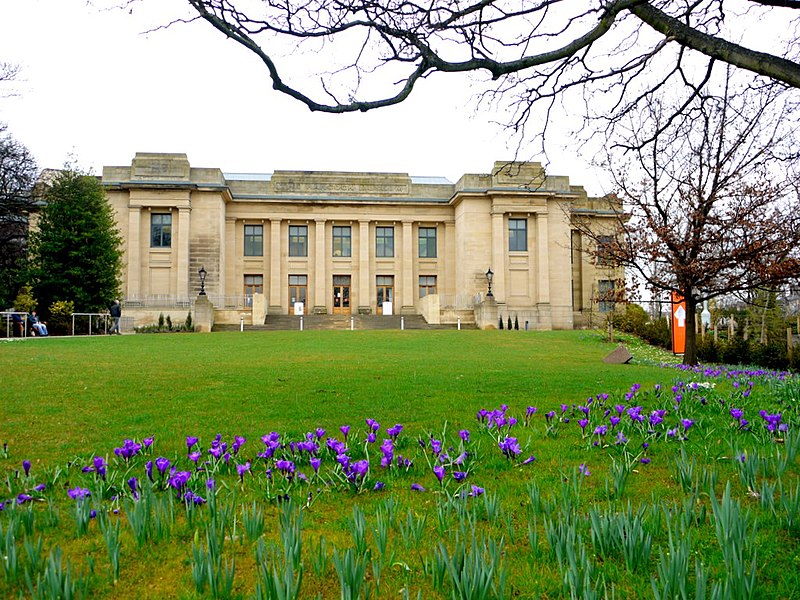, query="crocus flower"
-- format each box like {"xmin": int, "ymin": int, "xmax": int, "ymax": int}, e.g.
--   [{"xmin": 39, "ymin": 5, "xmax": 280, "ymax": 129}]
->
[
  {"xmin": 143, "ymin": 436, "xmax": 154, "ymax": 448},
  {"xmin": 68, "ymin": 487, "xmax": 91, "ymax": 500},
  {"xmin": 127, "ymin": 477, "xmax": 138, "ymax": 494},
  {"xmin": 578, "ymin": 419, "xmax": 589, "ymax": 431},
  {"xmin": 232, "ymin": 436, "xmax": 246, "ymax": 455},
  {"xmin": 453, "ymin": 471, "xmax": 467, "ymax": 481},
  {"xmin": 469, "ymin": 485, "xmax": 485, "ymax": 497},
  {"xmin": 340, "ymin": 425, "xmax": 350, "ymax": 438},
  {"xmin": 310, "ymin": 457, "xmax": 321, "ymax": 473},
  {"xmin": 206, "ymin": 479, "xmax": 216, "ymax": 491},
  {"xmin": 145, "ymin": 460, "xmax": 154, "ymax": 482},
  {"xmin": 22, "ymin": 460, "xmax": 31, "ymax": 476},
  {"xmin": 373, "ymin": 481, "xmax": 385, "ymax": 491},
  {"xmin": 579, "ymin": 463, "xmax": 591, "ymax": 476},
  {"xmin": 33, "ymin": 483, "xmax": 46, "ymax": 492},
  {"xmin": 168, "ymin": 470, "xmax": 192, "ymax": 491},
  {"xmin": 315, "ymin": 427, "xmax": 326, "ymax": 439},
  {"xmin": 411, "ymin": 483, "xmax": 425, "ymax": 492},
  {"xmin": 730, "ymin": 408, "xmax": 744, "ymax": 420},
  {"xmin": 433, "ymin": 465, "xmax": 445, "ymax": 483},
  {"xmin": 155, "ymin": 457, "xmax": 171, "ymax": 475},
  {"xmin": 387, "ymin": 424, "xmax": 403, "ymax": 439},
  {"xmin": 521, "ymin": 455, "xmax": 536, "ymax": 465},
  {"xmin": 186, "ymin": 436, "xmax": 199, "ymax": 450},
  {"xmin": 188, "ymin": 451, "xmax": 201, "ymax": 464},
  {"xmin": 236, "ymin": 462, "xmax": 251, "ymax": 480},
  {"xmin": 640, "ymin": 457, "xmax": 651, "ymax": 464},
  {"xmin": 681, "ymin": 419, "xmax": 694, "ymax": 430}
]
